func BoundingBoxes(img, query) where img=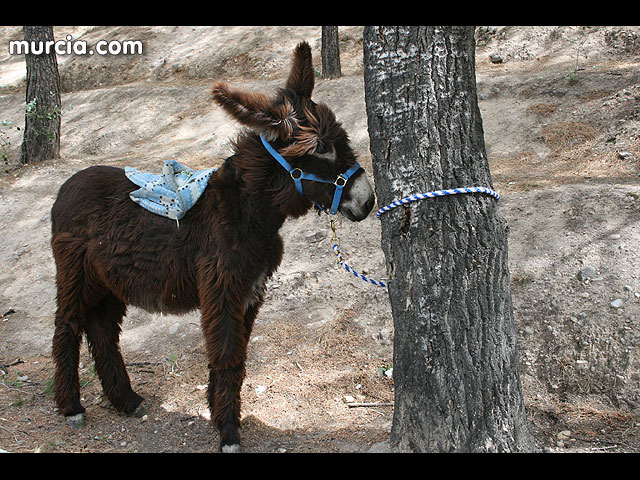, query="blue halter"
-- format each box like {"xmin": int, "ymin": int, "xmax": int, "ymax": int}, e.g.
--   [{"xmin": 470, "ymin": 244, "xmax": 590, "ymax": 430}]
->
[{"xmin": 260, "ymin": 133, "xmax": 362, "ymax": 215}]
